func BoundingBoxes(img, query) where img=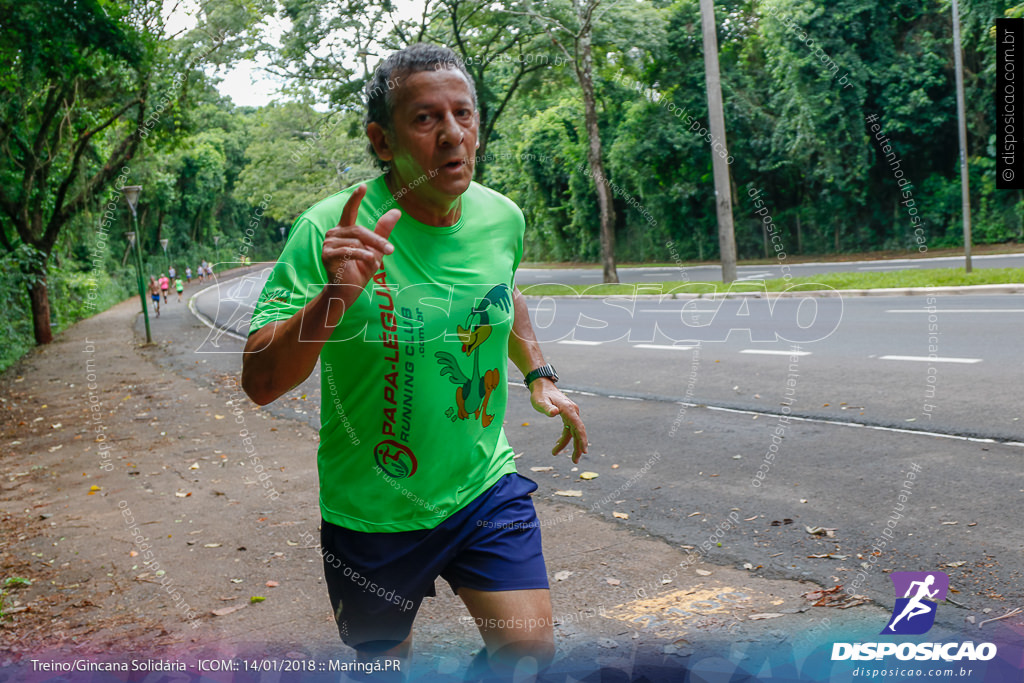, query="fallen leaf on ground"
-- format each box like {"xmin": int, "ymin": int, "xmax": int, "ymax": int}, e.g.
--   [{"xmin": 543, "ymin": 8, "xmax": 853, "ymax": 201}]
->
[
  {"xmin": 802, "ymin": 585, "xmax": 869, "ymax": 609},
  {"xmin": 613, "ymin": 512, "xmax": 629, "ymax": 519},
  {"xmin": 579, "ymin": 471, "xmax": 599, "ymax": 480},
  {"xmin": 554, "ymin": 570, "xmax": 573, "ymax": 581},
  {"xmin": 214, "ymin": 415, "xmax": 225, "ymax": 420},
  {"xmin": 531, "ymin": 466, "xmax": 554, "ymax": 472},
  {"xmin": 554, "ymin": 490, "xmax": 582, "ymax": 497},
  {"xmin": 266, "ymin": 581, "xmax": 279, "ymax": 588},
  {"xmin": 946, "ymin": 561, "xmax": 967, "ymax": 568},
  {"xmin": 748, "ymin": 613, "xmax": 784, "ymax": 620},
  {"xmin": 250, "ymin": 596, "xmax": 266, "ymax": 603},
  {"xmin": 695, "ymin": 569, "xmax": 712, "ymax": 576},
  {"xmin": 211, "ymin": 604, "xmax": 248, "ymax": 617},
  {"xmin": 605, "ymin": 578, "xmax": 621, "ymax": 586},
  {"xmin": 204, "ymin": 543, "xmax": 222, "ymax": 548},
  {"xmin": 597, "ymin": 638, "xmax": 618, "ymax": 649}
]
